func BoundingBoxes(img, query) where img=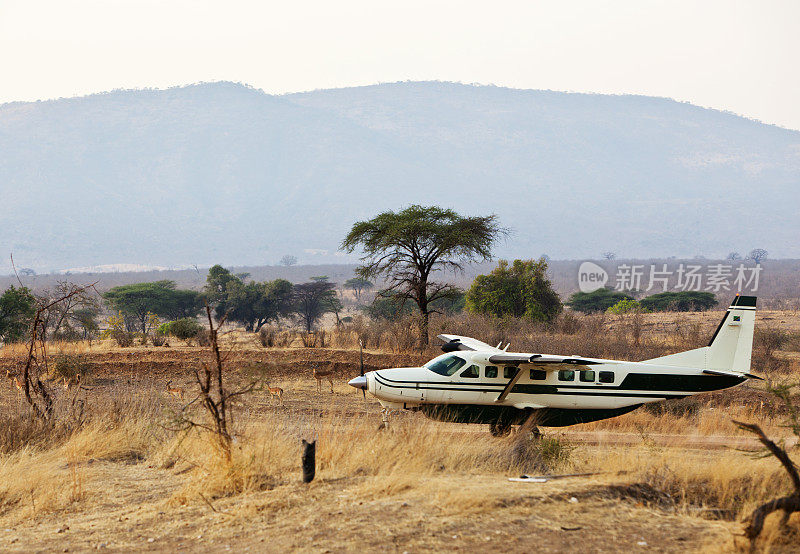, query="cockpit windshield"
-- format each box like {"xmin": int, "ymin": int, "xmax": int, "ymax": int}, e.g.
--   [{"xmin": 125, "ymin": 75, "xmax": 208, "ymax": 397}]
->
[{"xmin": 425, "ymin": 355, "xmax": 467, "ymax": 376}]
